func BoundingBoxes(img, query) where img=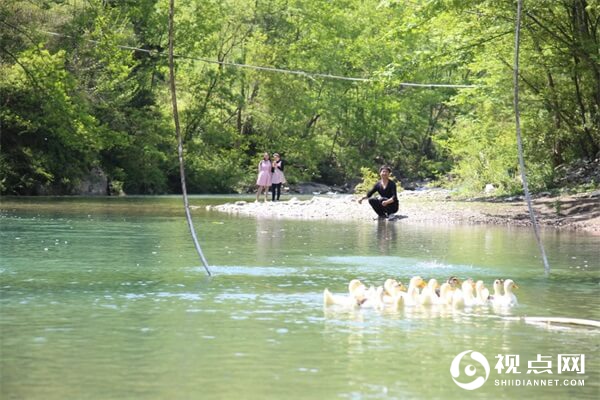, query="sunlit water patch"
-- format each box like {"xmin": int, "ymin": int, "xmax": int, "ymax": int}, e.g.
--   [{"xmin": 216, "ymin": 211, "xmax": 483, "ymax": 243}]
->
[{"xmin": 190, "ymin": 265, "xmax": 300, "ymax": 277}]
